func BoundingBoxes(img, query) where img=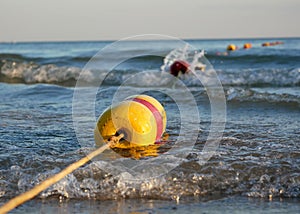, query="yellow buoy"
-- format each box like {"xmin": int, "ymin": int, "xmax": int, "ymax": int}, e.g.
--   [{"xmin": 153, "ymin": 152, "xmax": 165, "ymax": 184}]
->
[
  {"xmin": 94, "ymin": 95, "xmax": 167, "ymax": 148},
  {"xmin": 227, "ymin": 44, "xmax": 237, "ymax": 51}
]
